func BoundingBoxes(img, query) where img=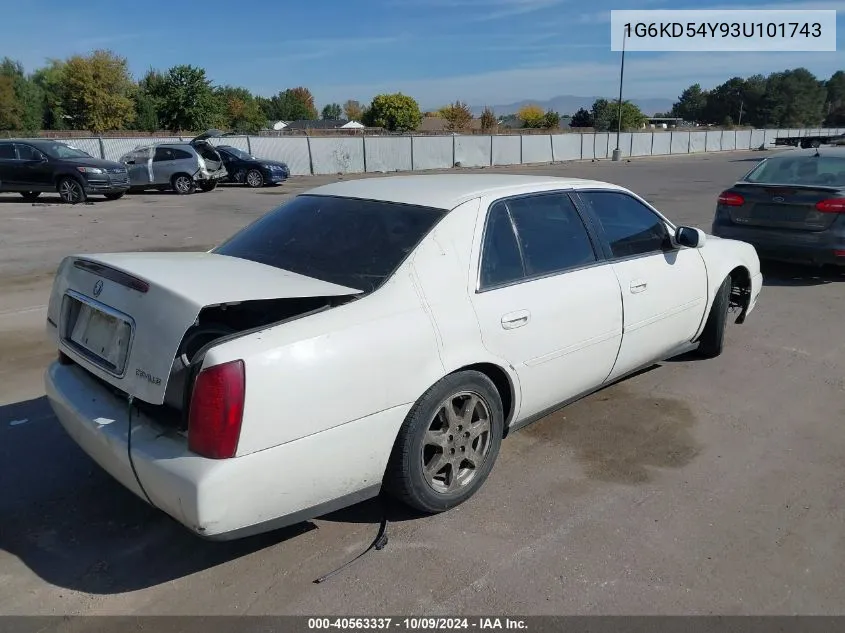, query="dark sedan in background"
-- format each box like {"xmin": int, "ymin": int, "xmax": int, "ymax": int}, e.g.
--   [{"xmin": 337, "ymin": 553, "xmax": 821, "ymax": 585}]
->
[
  {"xmin": 216, "ymin": 145, "xmax": 290, "ymax": 187},
  {"xmin": 0, "ymin": 139, "xmax": 130, "ymax": 204},
  {"xmin": 713, "ymin": 148, "xmax": 845, "ymax": 266}
]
